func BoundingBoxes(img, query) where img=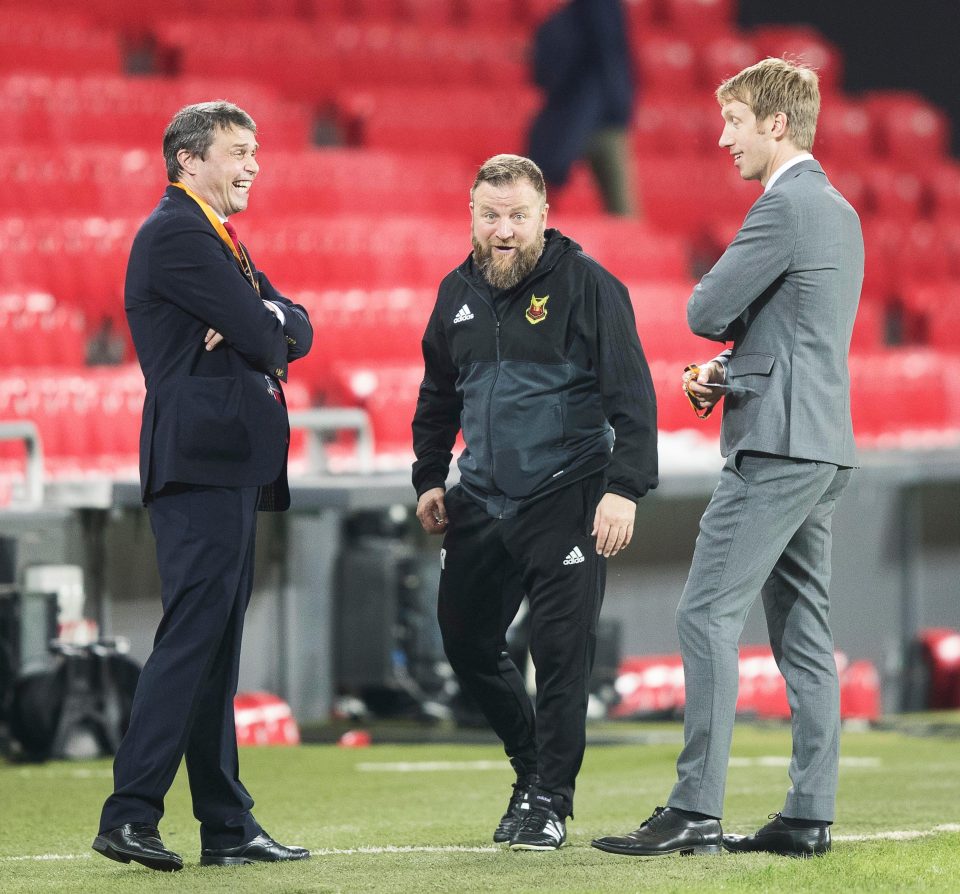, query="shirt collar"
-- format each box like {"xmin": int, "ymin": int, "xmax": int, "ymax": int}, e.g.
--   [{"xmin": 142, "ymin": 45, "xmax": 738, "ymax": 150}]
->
[{"xmin": 765, "ymin": 152, "xmax": 815, "ymax": 192}]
